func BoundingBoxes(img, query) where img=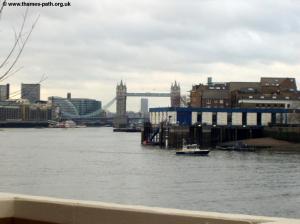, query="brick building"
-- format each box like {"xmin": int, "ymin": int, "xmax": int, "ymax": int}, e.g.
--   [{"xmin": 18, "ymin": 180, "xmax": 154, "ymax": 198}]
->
[
  {"xmin": 190, "ymin": 81, "xmax": 230, "ymax": 108},
  {"xmin": 190, "ymin": 77, "xmax": 299, "ymax": 109}
]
